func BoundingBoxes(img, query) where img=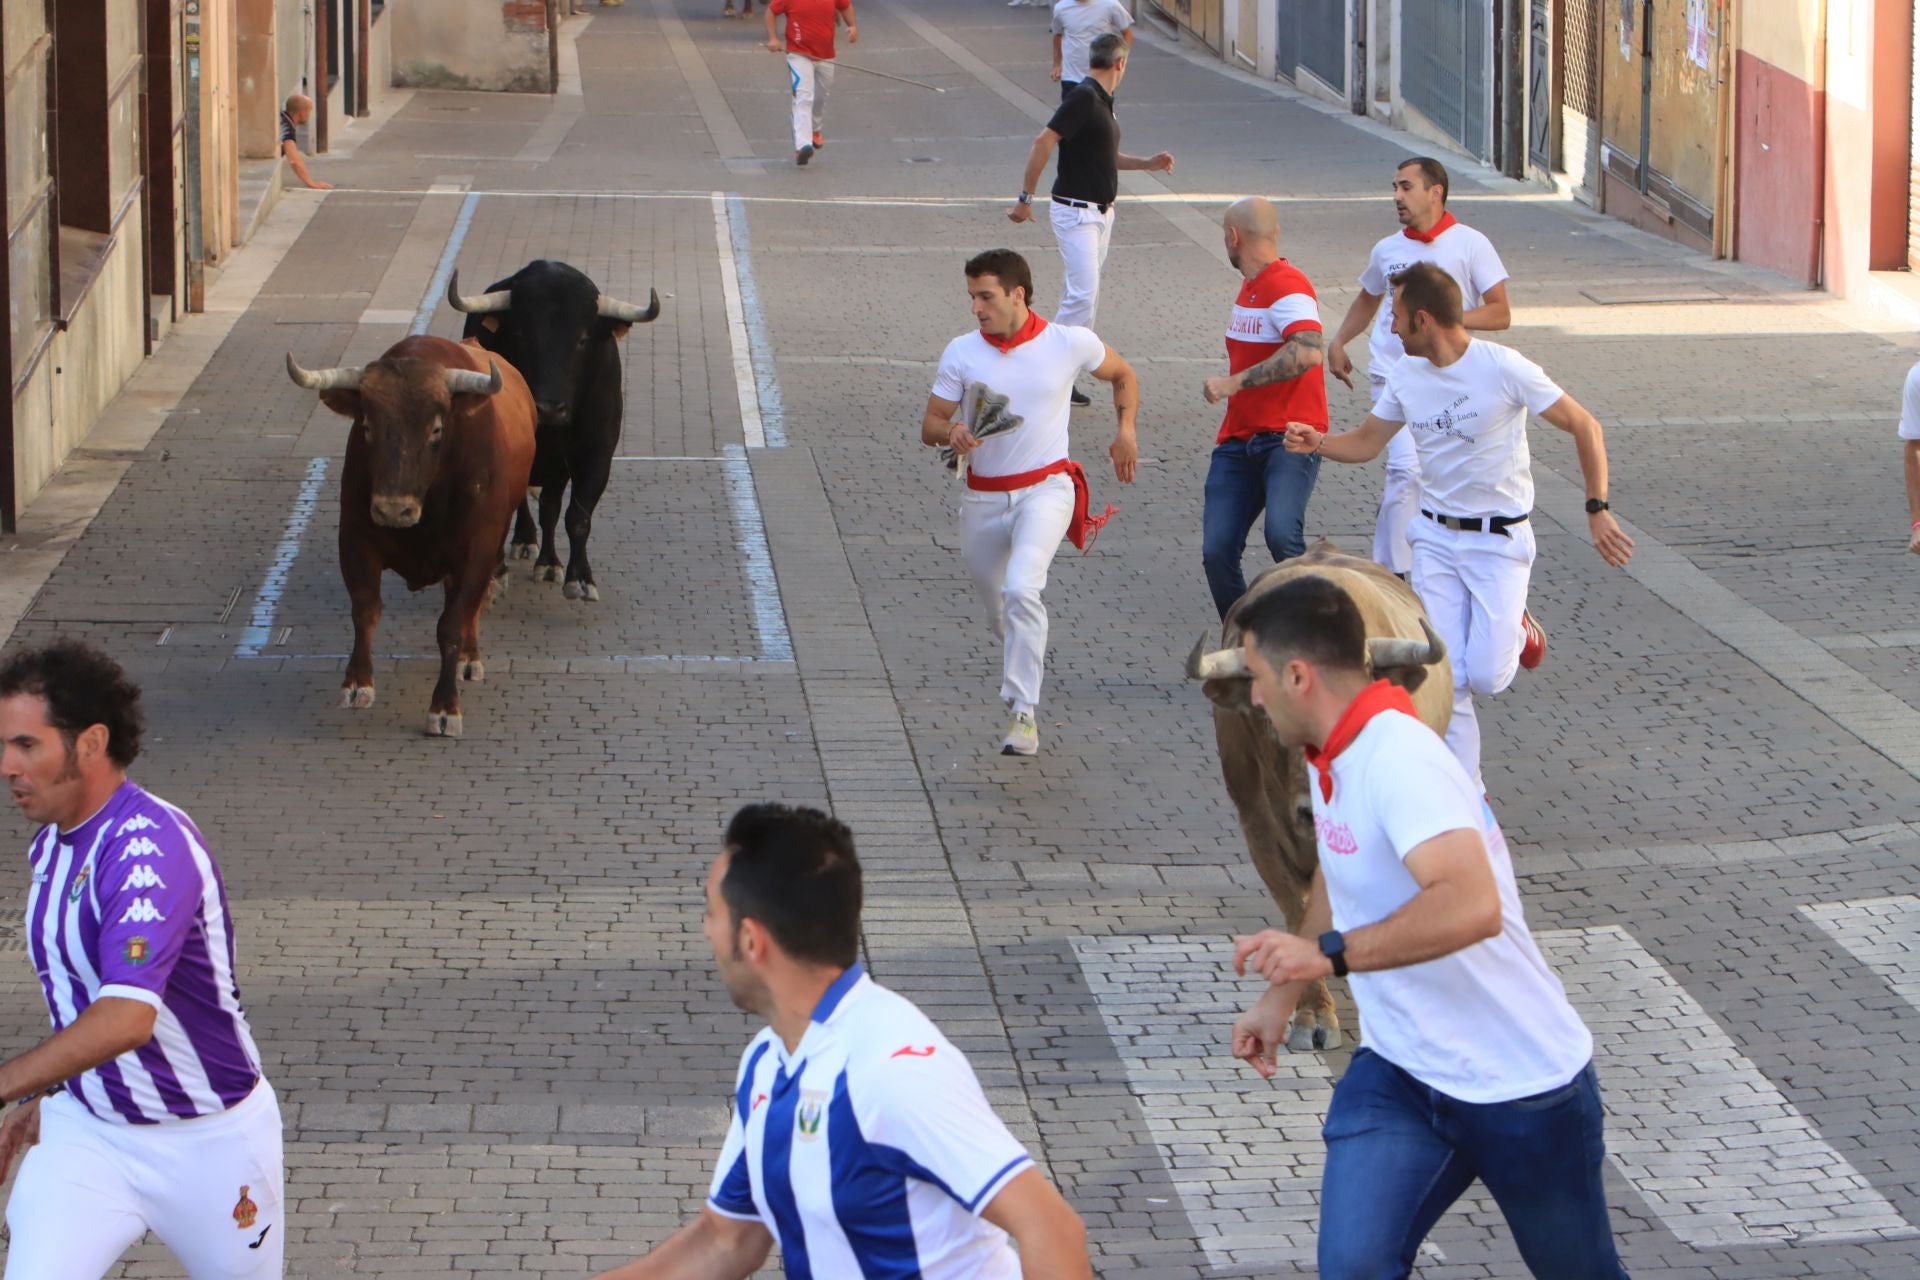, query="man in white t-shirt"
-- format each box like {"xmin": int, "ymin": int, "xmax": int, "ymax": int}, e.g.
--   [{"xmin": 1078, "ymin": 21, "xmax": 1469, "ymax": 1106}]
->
[
  {"xmin": 1286, "ymin": 262, "xmax": 1635, "ymax": 788},
  {"xmin": 593, "ymin": 804, "xmax": 1091, "ymax": 1279},
  {"xmin": 1224, "ymin": 576, "xmax": 1629, "ymax": 1279},
  {"xmin": 1902, "ymin": 361, "xmax": 1920, "ymax": 555},
  {"xmin": 920, "ymin": 248, "xmax": 1140, "ymax": 757},
  {"xmin": 1049, "ymin": 0, "xmax": 1132, "ymax": 100},
  {"xmin": 1327, "ymin": 157, "xmax": 1511, "ymax": 578}
]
